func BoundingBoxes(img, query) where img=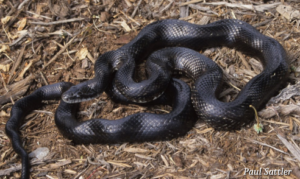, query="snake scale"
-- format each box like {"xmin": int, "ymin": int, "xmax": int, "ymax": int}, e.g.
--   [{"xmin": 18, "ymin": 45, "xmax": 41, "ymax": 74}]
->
[{"xmin": 5, "ymin": 19, "xmax": 289, "ymax": 179}]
